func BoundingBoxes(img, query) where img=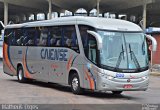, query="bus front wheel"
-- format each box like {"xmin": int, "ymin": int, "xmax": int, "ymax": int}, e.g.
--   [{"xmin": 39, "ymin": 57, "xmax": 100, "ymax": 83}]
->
[
  {"xmin": 70, "ymin": 73, "xmax": 82, "ymax": 95},
  {"xmin": 17, "ymin": 66, "xmax": 26, "ymax": 83}
]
